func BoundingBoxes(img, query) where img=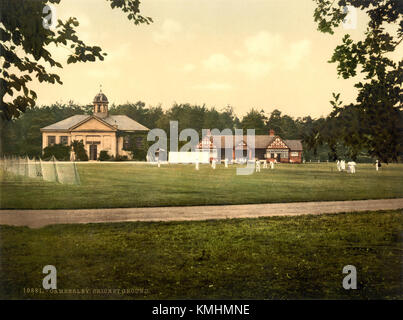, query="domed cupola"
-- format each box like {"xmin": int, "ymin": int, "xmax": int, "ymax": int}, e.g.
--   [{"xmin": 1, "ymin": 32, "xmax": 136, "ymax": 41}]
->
[{"xmin": 93, "ymin": 88, "xmax": 109, "ymax": 118}]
